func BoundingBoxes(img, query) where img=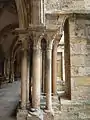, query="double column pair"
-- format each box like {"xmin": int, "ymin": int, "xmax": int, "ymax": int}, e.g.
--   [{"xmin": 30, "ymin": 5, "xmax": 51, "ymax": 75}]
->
[
  {"xmin": 32, "ymin": 40, "xmax": 53, "ymax": 110},
  {"xmin": 20, "ymin": 34, "xmax": 53, "ymax": 111}
]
